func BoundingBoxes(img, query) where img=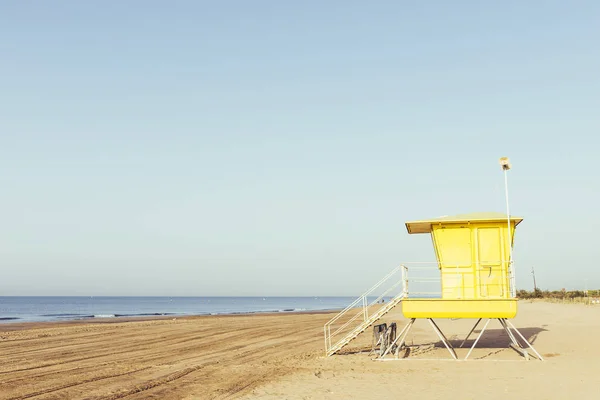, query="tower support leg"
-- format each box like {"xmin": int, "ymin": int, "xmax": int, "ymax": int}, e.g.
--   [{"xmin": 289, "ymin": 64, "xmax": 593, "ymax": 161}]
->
[
  {"xmin": 460, "ymin": 318, "xmax": 482, "ymax": 348},
  {"xmin": 498, "ymin": 318, "xmax": 528, "ymax": 359},
  {"xmin": 505, "ymin": 319, "xmax": 544, "ymax": 361},
  {"xmin": 464, "ymin": 319, "xmax": 491, "ymax": 360},
  {"xmin": 428, "ymin": 318, "xmax": 457, "ymax": 360}
]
